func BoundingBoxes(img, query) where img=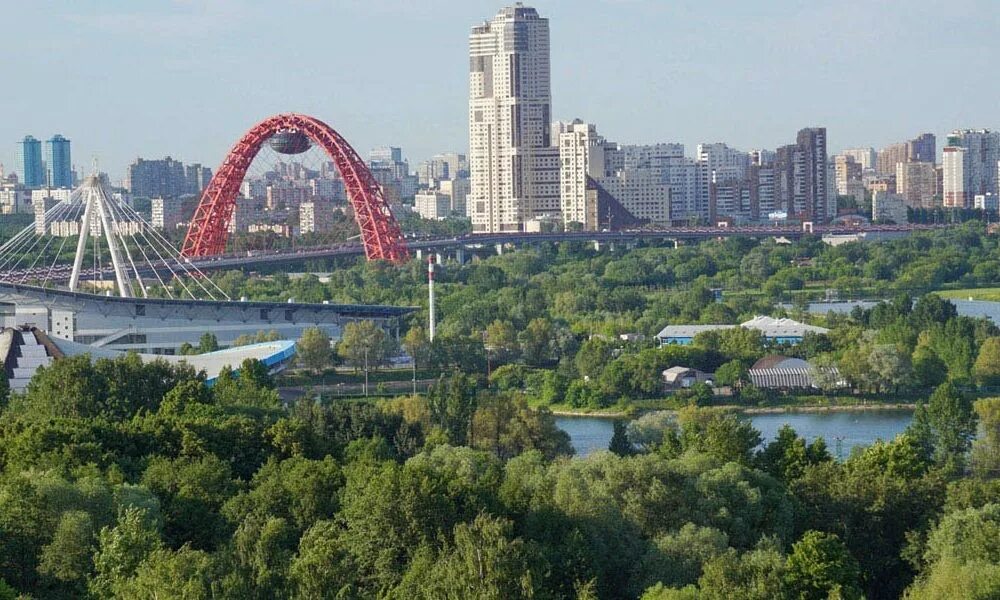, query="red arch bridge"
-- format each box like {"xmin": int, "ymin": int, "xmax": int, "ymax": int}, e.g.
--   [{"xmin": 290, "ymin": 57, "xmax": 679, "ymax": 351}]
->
[{"xmin": 181, "ymin": 113, "xmax": 409, "ymax": 262}]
